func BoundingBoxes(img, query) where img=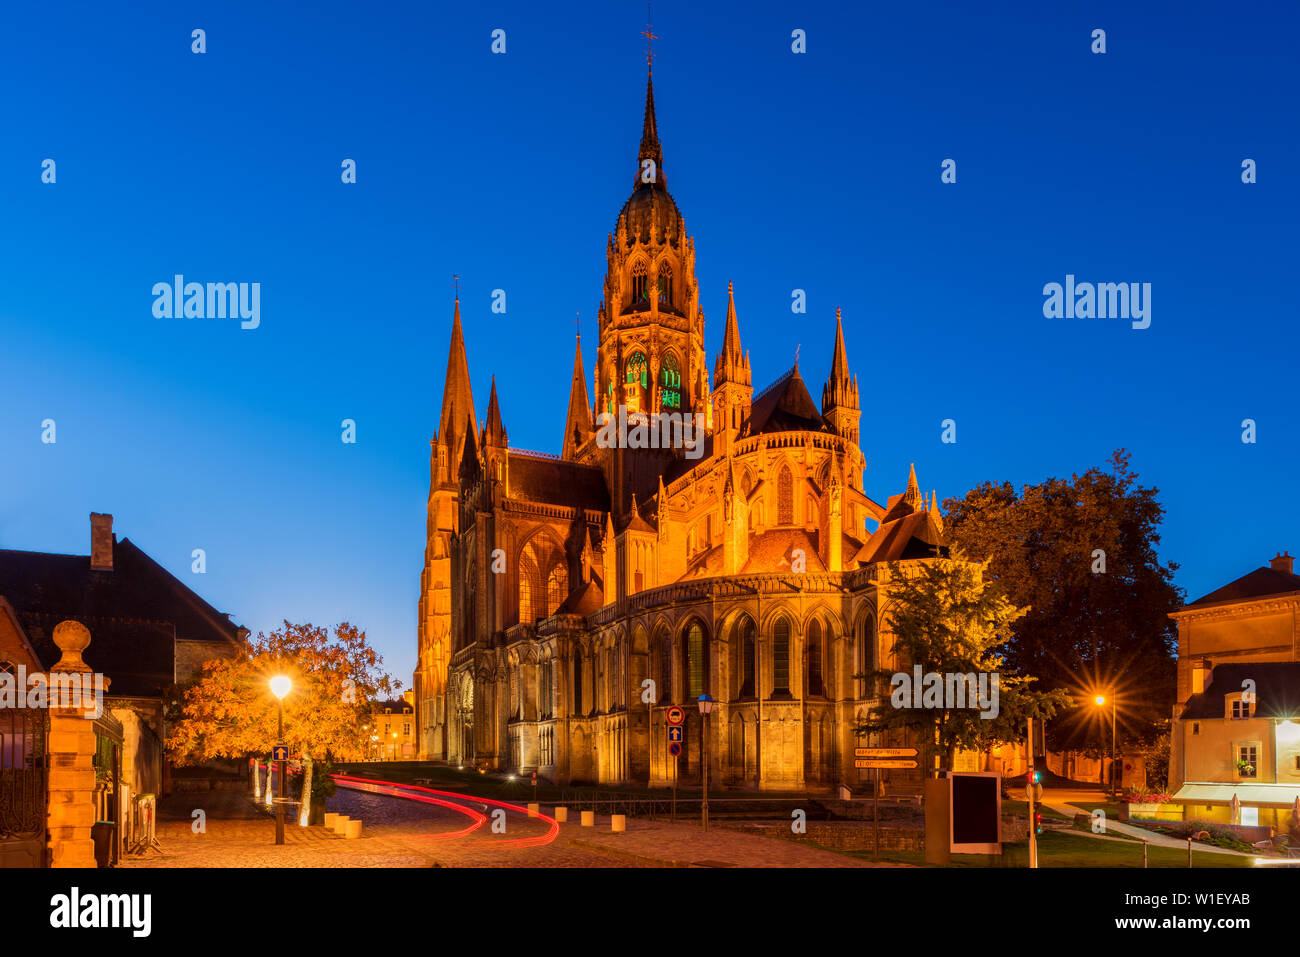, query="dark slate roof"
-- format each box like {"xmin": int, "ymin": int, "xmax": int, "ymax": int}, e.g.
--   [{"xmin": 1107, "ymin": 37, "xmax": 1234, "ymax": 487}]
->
[
  {"xmin": 557, "ymin": 578, "xmax": 604, "ymax": 616},
  {"xmin": 16, "ymin": 613, "xmax": 175, "ymax": 699},
  {"xmin": 0, "ymin": 537, "xmax": 244, "ymax": 698},
  {"xmin": 854, "ymin": 511, "xmax": 947, "ymax": 564},
  {"xmin": 508, "ymin": 452, "xmax": 610, "ymax": 512},
  {"xmin": 1179, "ymin": 663, "xmax": 1300, "ymax": 720},
  {"xmin": 743, "ymin": 366, "xmax": 828, "ymax": 437},
  {"xmin": 373, "ymin": 699, "xmax": 413, "ymax": 714},
  {"xmin": 0, "ymin": 539, "xmax": 244, "ymax": 646},
  {"xmin": 1186, "ymin": 566, "xmax": 1300, "ymax": 607}
]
